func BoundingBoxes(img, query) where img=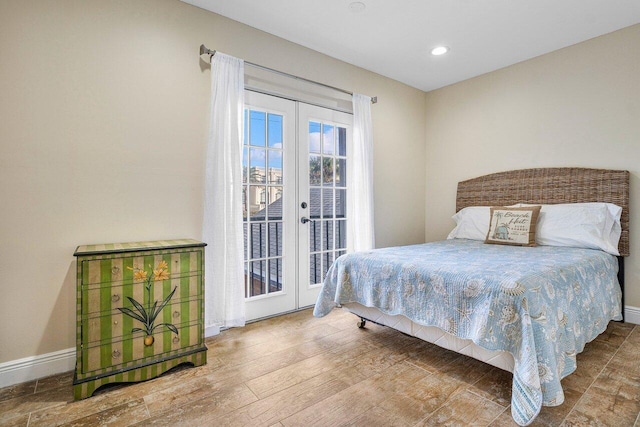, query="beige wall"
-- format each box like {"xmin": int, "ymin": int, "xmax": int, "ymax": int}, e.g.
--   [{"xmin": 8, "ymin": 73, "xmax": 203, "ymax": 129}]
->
[
  {"xmin": 4, "ymin": 0, "xmax": 636, "ymax": 368},
  {"xmin": 424, "ymin": 25, "xmax": 640, "ymax": 308},
  {"xmin": 0, "ymin": 0, "xmax": 426, "ymax": 363}
]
